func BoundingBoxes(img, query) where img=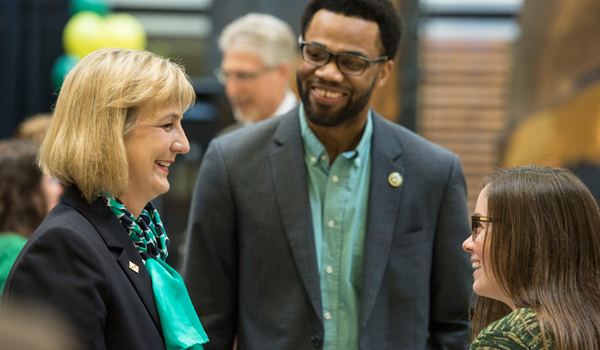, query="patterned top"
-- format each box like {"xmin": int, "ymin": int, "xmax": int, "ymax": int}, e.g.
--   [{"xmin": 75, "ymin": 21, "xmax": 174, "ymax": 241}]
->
[{"xmin": 471, "ymin": 308, "xmax": 554, "ymax": 349}]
